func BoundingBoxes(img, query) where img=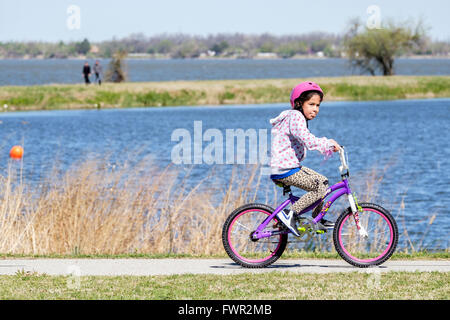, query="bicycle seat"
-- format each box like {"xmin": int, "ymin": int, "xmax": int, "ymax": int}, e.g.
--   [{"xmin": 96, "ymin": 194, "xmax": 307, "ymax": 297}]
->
[
  {"xmin": 271, "ymin": 179, "xmax": 292, "ymax": 195},
  {"xmin": 271, "ymin": 179, "xmax": 285, "ymax": 187}
]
